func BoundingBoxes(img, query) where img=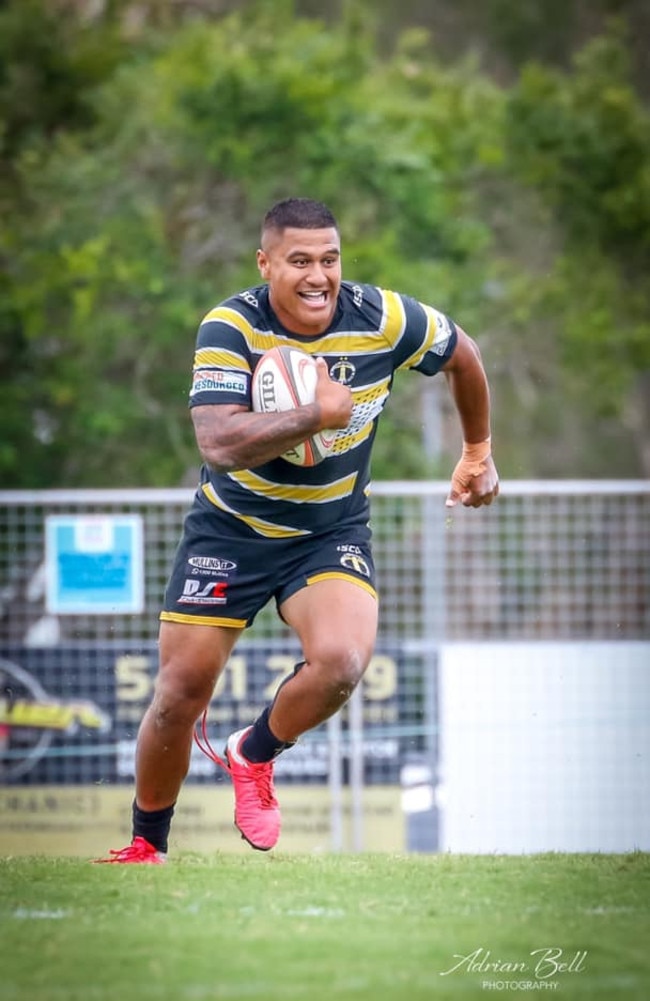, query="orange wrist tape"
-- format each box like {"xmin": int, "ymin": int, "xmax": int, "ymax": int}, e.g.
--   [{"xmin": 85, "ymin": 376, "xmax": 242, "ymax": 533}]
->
[{"xmin": 459, "ymin": 437, "xmax": 492, "ymax": 479}]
